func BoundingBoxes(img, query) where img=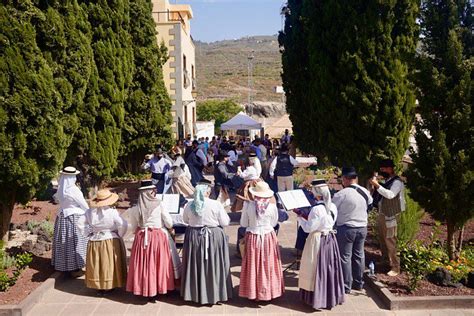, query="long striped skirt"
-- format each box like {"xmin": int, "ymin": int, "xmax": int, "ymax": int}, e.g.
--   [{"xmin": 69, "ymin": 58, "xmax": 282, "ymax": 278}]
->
[
  {"xmin": 181, "ymin": 226, "xmax": 233, "ymax": 305},
  {"xmin": 300, "ymin": 232, "xmax": 345, "ymax": 310},
  {"xmin": 85, "ymin": 238, "xmax": 127, "ymax": 290},
  {"xmin": 51, "ymin": 212, "xmax": 87, "ymax": 272},
  {"xmin": 239, "ymin": 231, "xmax": 284, "ymax": 301},
  {"xmin": 126, "ymin": 228, "xmax": 176, "ymax": 297}
]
